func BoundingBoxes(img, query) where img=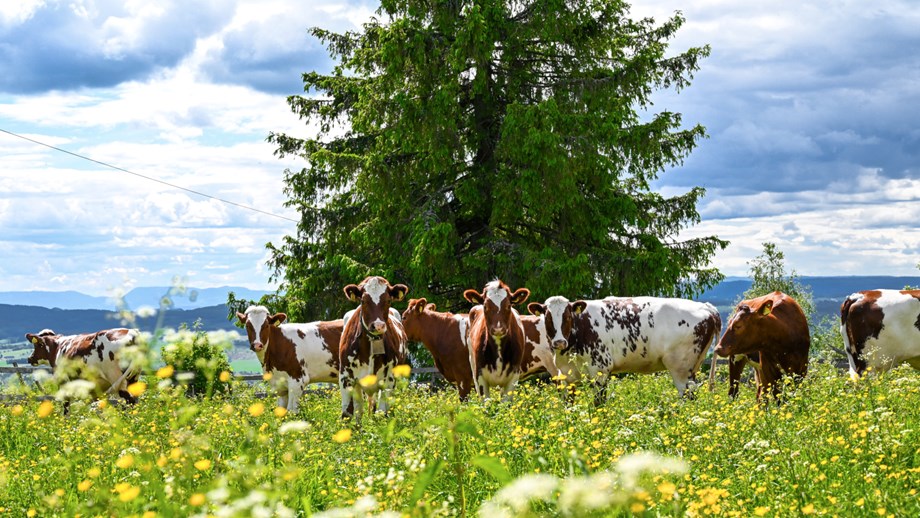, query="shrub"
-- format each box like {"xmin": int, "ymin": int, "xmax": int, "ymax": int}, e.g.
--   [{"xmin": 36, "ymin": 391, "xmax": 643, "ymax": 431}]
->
[{"xmin": 159, "ymin": 323, "xmax": 236, "ymax": 397}]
